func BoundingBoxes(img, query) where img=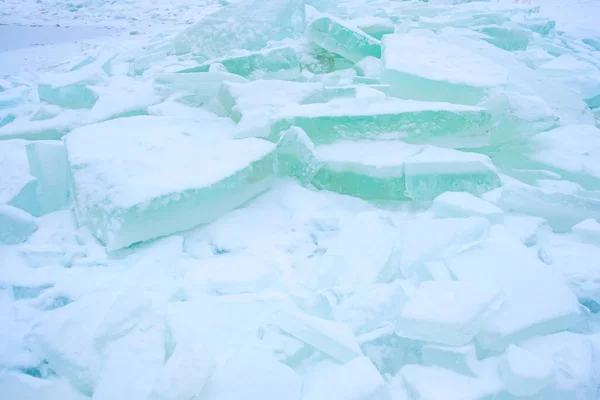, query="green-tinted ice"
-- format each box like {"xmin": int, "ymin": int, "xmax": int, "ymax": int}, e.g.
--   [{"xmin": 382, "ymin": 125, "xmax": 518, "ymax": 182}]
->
[
  {"xmin": 238, "ymin": 98, "xmax": 493, "ymax": 148},
  {"xmin": 179, "ymin": 46, "xmax": 301, "ymax": 80},
  {"xmin": 275, "ymin": 127, "xmax": 320, "ymax": 185},
  {"xmin": 306, "ymin": 15, "xmax": 381, "ymax": 63},
  {"xmin": 478, "ymin": 25, "xmax": 532, "ymax": 51}
]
